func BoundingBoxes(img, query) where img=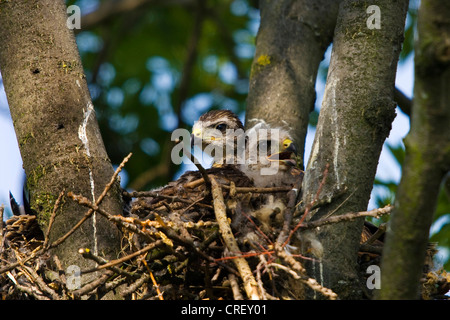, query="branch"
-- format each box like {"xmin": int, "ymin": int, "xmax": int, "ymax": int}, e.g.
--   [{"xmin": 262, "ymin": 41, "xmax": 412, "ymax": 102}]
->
[
  {"xmin": 71, "ymin": 270, "xmax": 115, "ymax": 299},
  {"xmin": 394, "ymin": 87, "xmax": 412, "ymax": 117},
  {"xmin": 298, "ymin": 205, "xmax": 393, "ymax": 230},
  {"xmin": 80, "ymin": 241, "xmax": 164, "ymax": 273},
  {"xmin": 210, "ymin": 176, "xmax": 260, "ymax": 300}
]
